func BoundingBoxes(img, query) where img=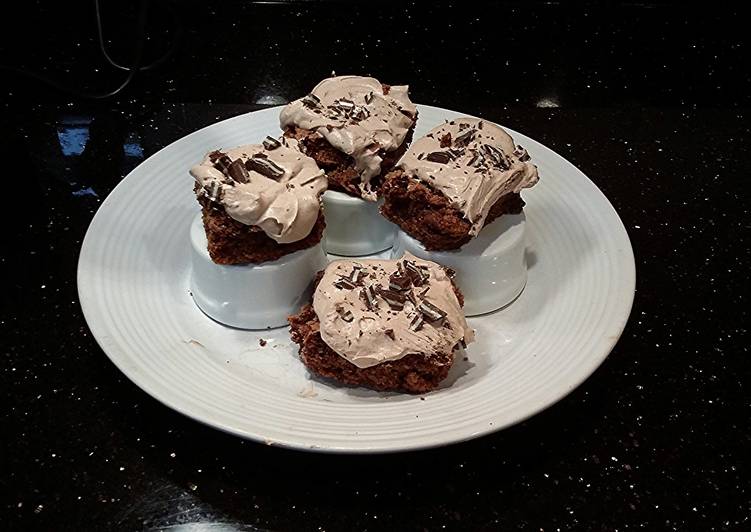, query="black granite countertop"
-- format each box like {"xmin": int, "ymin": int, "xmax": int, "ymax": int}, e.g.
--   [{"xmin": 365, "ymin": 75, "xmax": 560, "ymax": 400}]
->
[{"xmin": 3, "ymin": 2, "xmax": 749, "ymax": 530}]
